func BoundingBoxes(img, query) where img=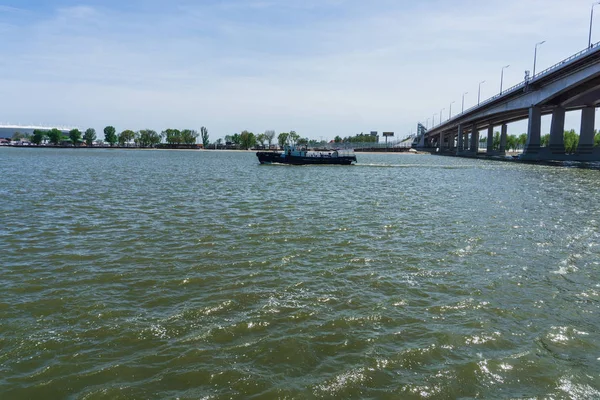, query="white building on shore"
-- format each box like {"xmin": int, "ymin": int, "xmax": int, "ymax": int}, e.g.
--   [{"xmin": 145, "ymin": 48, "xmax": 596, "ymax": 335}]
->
[{"xmin": 0, "ymin": 124, "xmax": 76, "ymax": 140}]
